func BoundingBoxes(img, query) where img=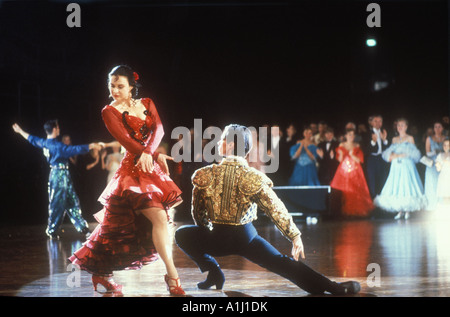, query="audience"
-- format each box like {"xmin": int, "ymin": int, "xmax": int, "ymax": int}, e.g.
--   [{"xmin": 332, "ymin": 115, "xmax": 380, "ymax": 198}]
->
[{"xmin": 246, "ymin": 114, "xmax": 447, "ymax": 218}]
